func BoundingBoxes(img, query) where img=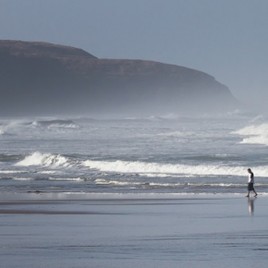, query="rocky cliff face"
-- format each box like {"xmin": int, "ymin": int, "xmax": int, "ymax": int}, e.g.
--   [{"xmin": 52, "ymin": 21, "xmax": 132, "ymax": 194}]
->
[{"xmin": 0, "ymin": 40, "xmax": 238, "ymax": 116}]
